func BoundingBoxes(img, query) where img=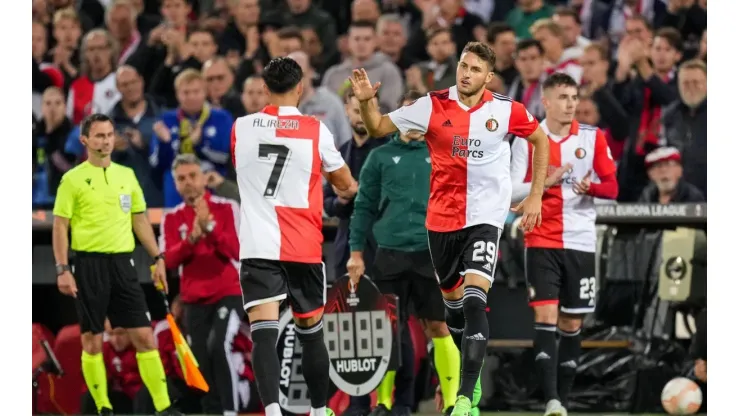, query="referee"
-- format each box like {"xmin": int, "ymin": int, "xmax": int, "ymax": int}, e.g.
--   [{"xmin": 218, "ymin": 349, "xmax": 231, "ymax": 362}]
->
[{"xmin": 52, "ymin": 114, "xmax": 182, "ymax": 416}]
